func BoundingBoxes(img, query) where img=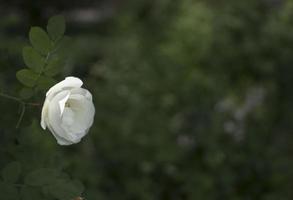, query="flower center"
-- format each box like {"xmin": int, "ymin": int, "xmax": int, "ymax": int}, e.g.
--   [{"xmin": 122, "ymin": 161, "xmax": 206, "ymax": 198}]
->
[{"xmin": 65, "ymin": 102, "xmax": 70, "ymax": 107}]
